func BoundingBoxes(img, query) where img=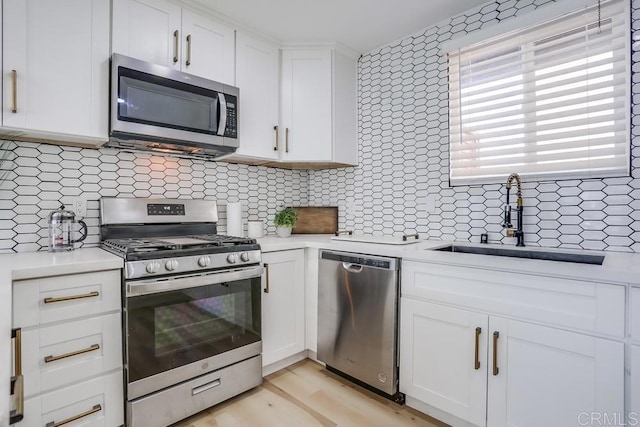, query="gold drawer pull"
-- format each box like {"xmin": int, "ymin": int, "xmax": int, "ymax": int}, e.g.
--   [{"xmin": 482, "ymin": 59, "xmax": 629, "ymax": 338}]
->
[
  {"xmin": 46, "ymin": 404, "xmax": 102, "ymax": 427},
  {"xmin": 493, "ymin": 331, "xmax": 500, "ymax": 376},
  {"xmin": 264, "ymin": 263, "xmax": 270, "ymax": 293},
  {"xmin": 474, "ymin": 327, "xmax": 481, "ymax": 370},
  {"xmin": 11, "ymin": 70, "xmax": 17, "ymax": 113},
  {"xmin": 44, "ymin": 291, "xmax": 99, "ymax": 304},
  {"xmin": 44, "ymin": 344, "xmax": 100, "ymax": 363}
]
